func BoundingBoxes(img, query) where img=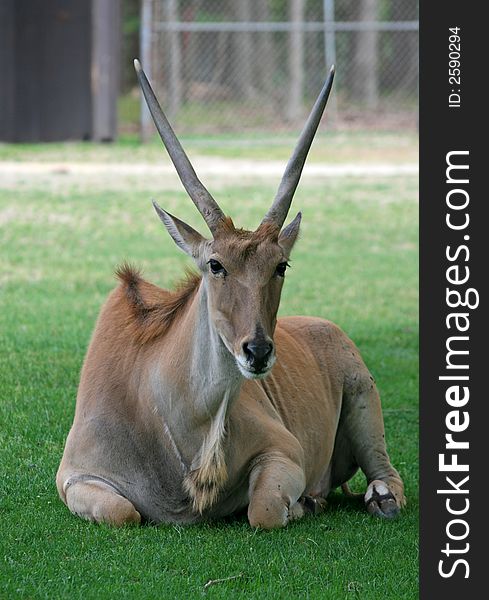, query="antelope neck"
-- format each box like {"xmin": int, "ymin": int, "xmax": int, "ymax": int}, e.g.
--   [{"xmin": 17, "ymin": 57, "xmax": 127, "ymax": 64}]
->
[{"xmin": 152, "ymin": 277, "xmax": 243, "ymax": 467}]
